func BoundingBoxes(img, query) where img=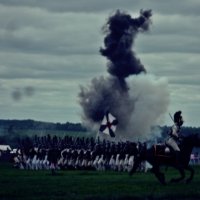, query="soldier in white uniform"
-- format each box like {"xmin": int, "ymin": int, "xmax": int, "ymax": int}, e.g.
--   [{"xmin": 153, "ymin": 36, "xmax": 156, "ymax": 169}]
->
[{"xmin": 165, "ymin": 111, "xmax": 184, "ymax": 166}]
